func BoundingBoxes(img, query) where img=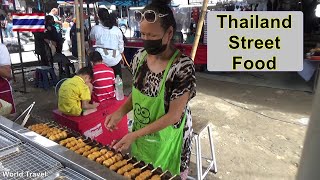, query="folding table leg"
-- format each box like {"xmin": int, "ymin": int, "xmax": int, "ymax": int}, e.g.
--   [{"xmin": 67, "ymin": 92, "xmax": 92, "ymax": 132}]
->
[
  {"xmin": 194, "ymin": 134, "xmax": 202, "ymax": 180},
  {"xmin": 208, "ymin": 125, "xmax": 217, "ymax": 173}
]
